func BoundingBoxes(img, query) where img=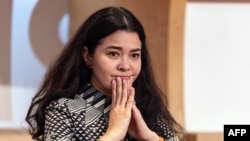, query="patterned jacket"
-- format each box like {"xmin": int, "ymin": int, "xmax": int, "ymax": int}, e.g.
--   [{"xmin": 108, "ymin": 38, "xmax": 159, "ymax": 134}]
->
[{"xmin": 44, "ymin": 84, "xmax": 179, "ymax": 141}]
